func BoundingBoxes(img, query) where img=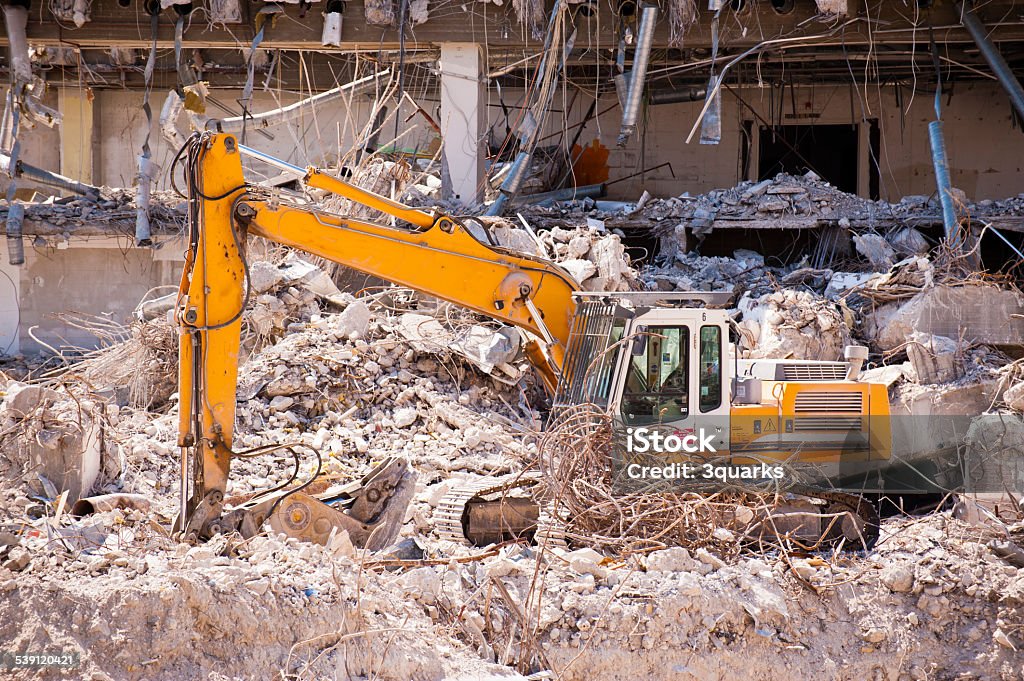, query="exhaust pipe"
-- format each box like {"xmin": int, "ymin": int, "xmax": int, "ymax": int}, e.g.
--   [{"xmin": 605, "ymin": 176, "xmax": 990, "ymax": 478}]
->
[{"xmin": 844, "ymin": 345, "xmax": 868, "ymax": 381}]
